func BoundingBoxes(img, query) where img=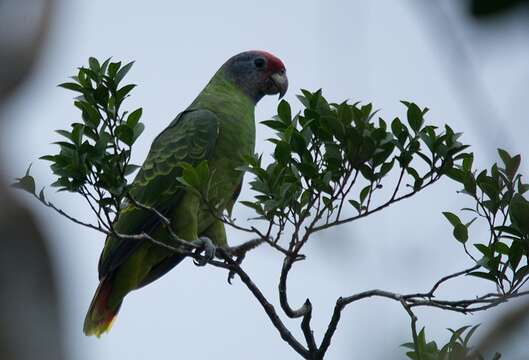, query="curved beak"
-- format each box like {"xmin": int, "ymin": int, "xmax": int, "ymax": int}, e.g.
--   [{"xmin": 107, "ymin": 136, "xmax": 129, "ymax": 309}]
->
[{"xmin": 270, "ymin": 72, "xmax": 288, "ymax": 99}]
